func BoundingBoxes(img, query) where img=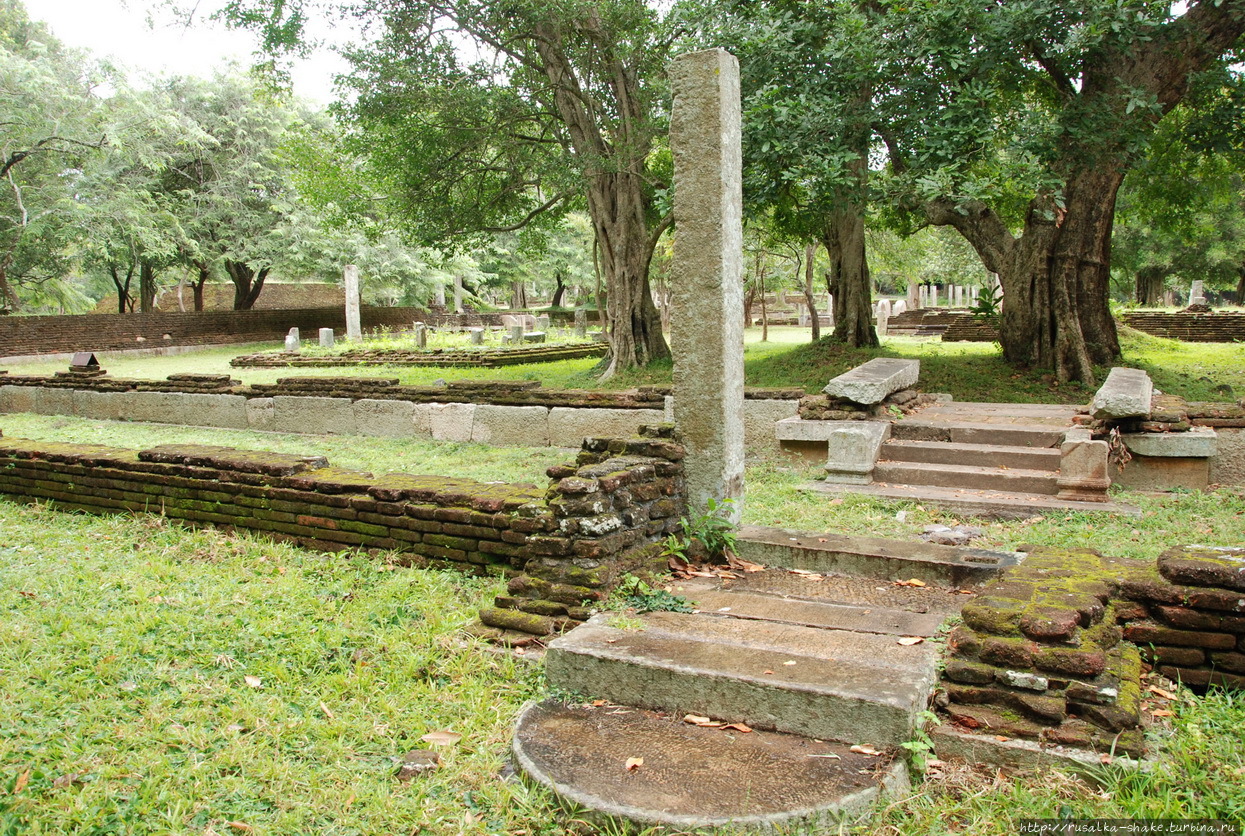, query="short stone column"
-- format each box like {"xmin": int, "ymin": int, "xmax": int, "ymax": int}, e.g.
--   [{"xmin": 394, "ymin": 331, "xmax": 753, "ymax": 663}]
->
[
  {"xmin": 284, "ymin": 327, "xmax": 301, "ymax": 353},
  {"xmin": 918, "ymin": 286, "xmax": 927, "ymax": 309},
  {"xmin": 876, "ymin": 308, "xmax": 889, "ymax": 337},
  {"xmin": 453, "ymin": 274, "xmax": 464, "ymax": 313},
  {"xmin": 343, "ymin": 265, "xmax": 361, "ymax": 341},
  {"xmin": 469, "ymin": 327, "xmax": 484, "ymax": 345},
  {"xmin": 907, "ymin": 280, "xmax": 919, "ymax": 310},
  {"xmin": 536, "ymin": 314, "xmax": 551, "ymax": 332},
  {"xmin": 1056, "ymin": 427, "xmax": 1111, "ymax": 501},
  {"xmin": 574, "ymin": 309, "xmax": 587, "ymax": 338},
  {"xmin": 413, "ymin": 322, "xmax": 427, "ymax": 348},
  {"xmin": 509, "ymin": 325, "xmax": 525, "ymax": 344},
  {"xmin": 434, "ymin": 285, "xmax": 446, "ymax": 307},
  {"xmin": 669, "ymin": 48, "xmax": 745, "ymax": 521},
  {"xmin": 318, "ymin": 328, "xmax": 334, "ymax": 348},
  {"xmin": 931, "ymin": 285, "xmax": 939, "ymax": 307},
  {"xmin": 1190, "ymin": 279, "xmax": 1206, "ymax": 306}
]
